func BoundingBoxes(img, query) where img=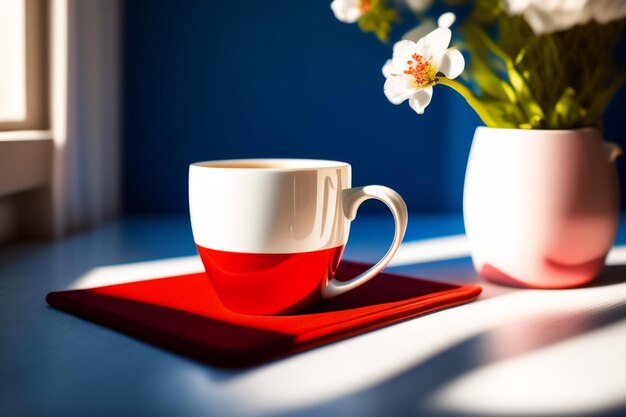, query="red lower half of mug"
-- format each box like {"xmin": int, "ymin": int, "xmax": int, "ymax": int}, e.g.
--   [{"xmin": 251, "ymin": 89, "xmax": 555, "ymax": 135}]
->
[{"xmin": 196, "ymin": 244, "xmax": 345, "ymax": 315}]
